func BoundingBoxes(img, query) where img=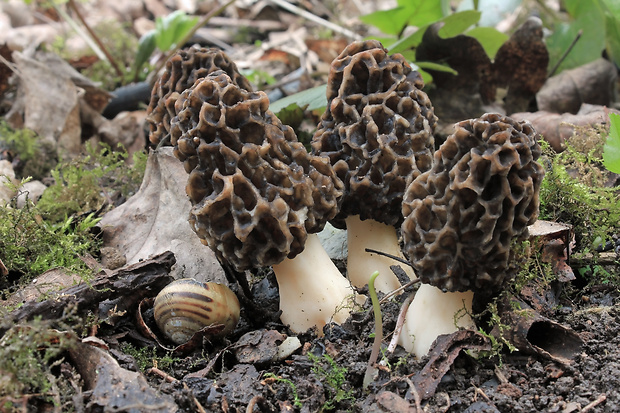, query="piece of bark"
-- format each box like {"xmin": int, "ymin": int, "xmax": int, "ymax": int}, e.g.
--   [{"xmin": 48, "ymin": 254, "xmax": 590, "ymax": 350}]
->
[
  {"xmin": 2, "ymin": 251, "xmax": 175, "ymax": 336},
  {"xmin": 68, "ymin": 340, "xmax": 178, "ymax": 412},
  {"xmin": 410, "ymin": 330, "xmax": 491, "ymax": 400},
  {"xmin": 496, "ymin": 297, "xmax": 583, "ymax": 366}
]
